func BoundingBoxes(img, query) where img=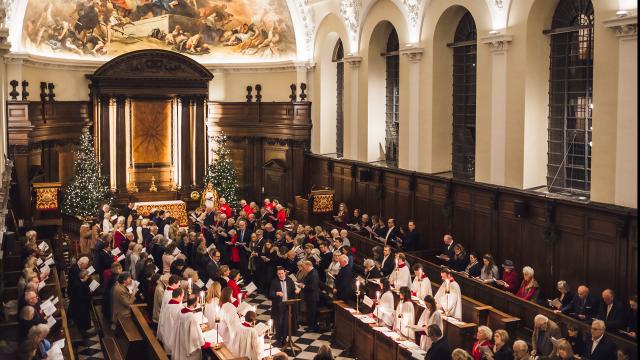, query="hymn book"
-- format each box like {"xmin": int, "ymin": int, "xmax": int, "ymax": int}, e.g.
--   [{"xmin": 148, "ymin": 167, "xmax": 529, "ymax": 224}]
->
[
  {"xmin": 548, "ymin": 299, "xmax": 562, "ymax": 308},
  {"xmin": 245, "ymin": 282, "xmax": 257, "ymax": 295},
  {"xmin": 363, "ymin": 295, "xmax": 374, "ymax": 308},
  {"xmin": 254, "ymin": 322, "xmax": 269, "ymax": 336},
  {"xmin": 237, "ymin": 302, "xmax": 252, "ymax": 316},
  {"xmin": 89, "ymin": 280, "xmax": 100, "ymax": 292}
]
